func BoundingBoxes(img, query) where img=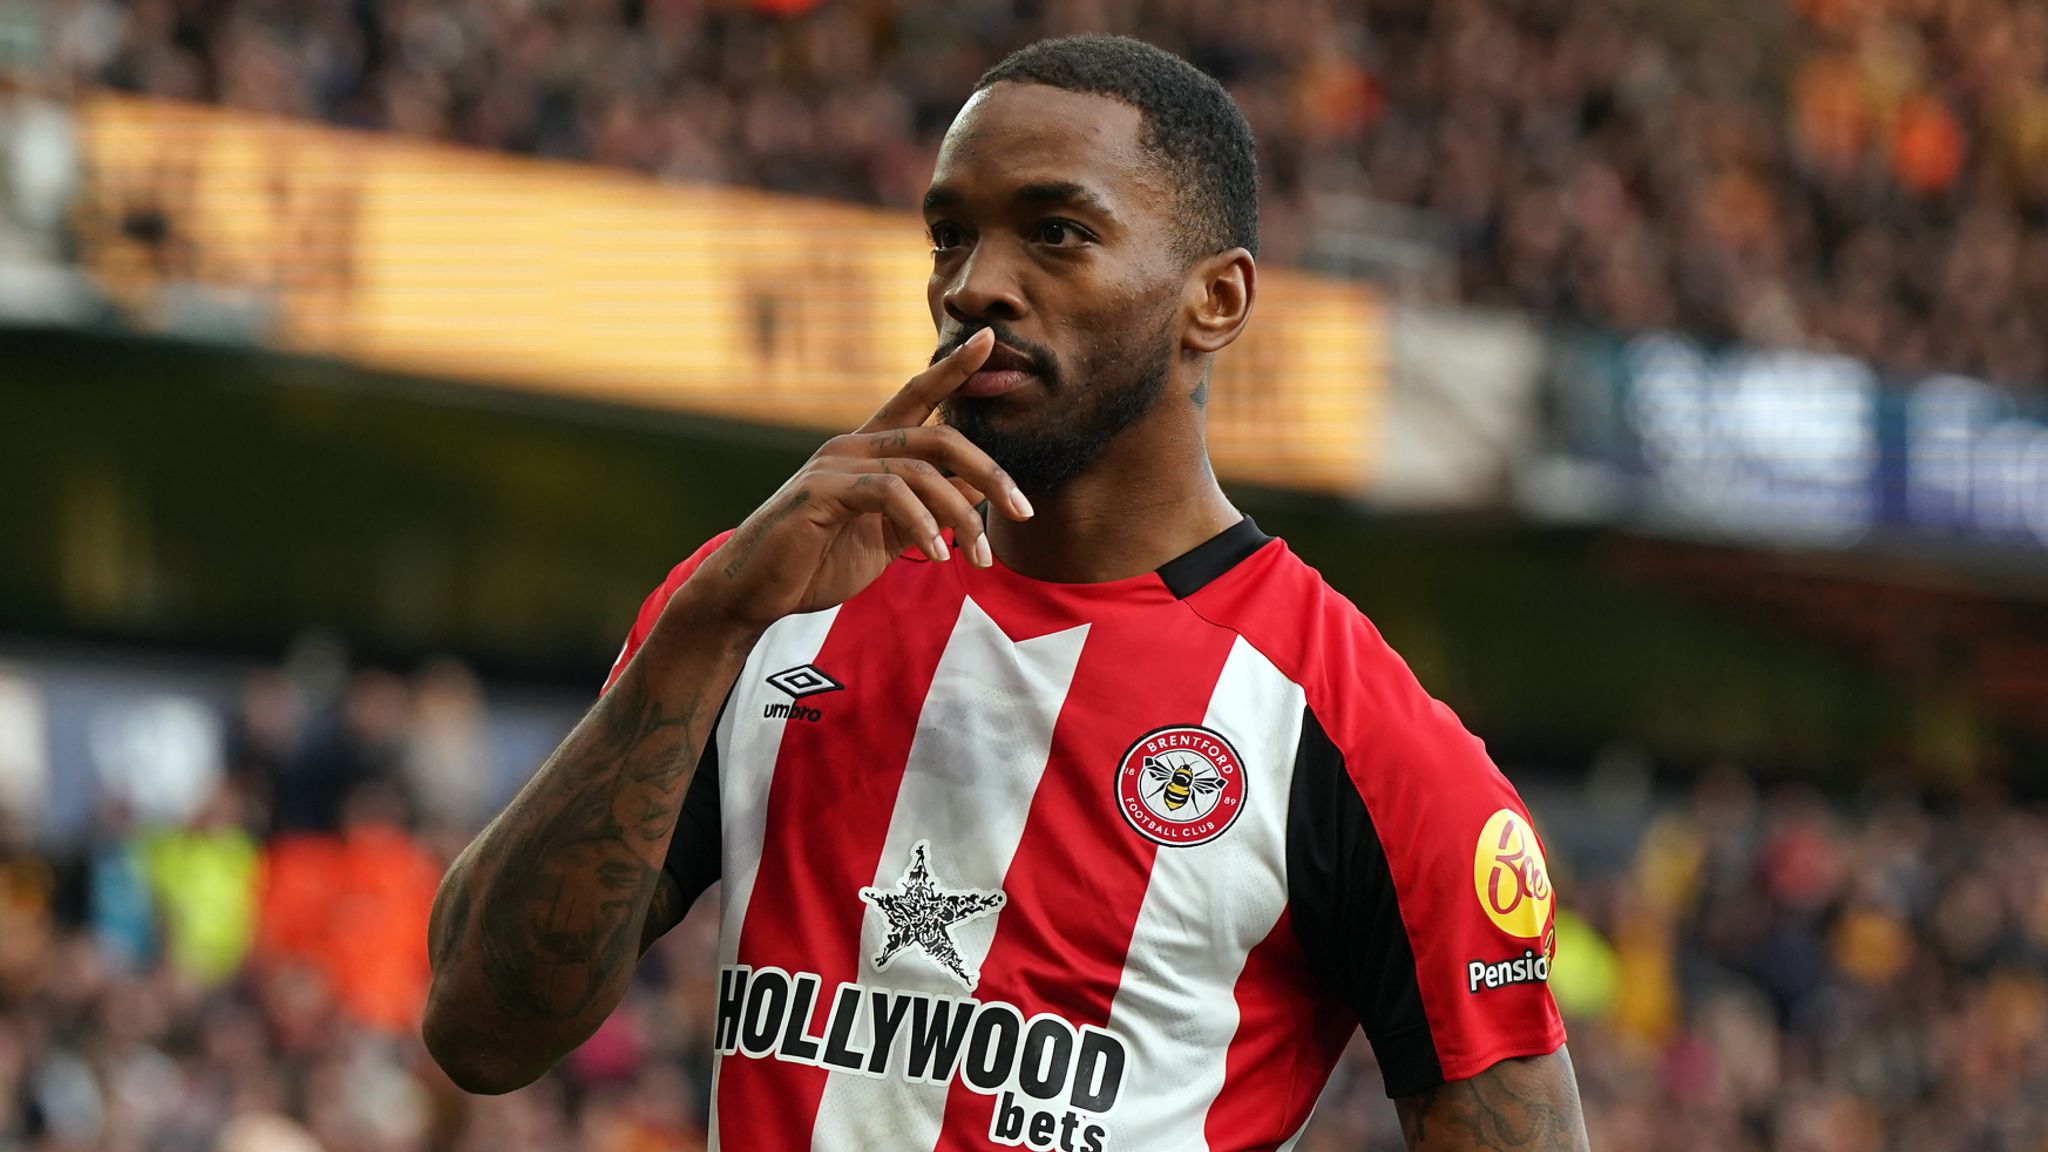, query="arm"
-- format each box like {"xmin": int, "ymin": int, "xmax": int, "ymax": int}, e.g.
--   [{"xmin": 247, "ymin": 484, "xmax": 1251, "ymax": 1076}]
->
[
  {"xmin": 1395, "ymin": 1048, "xmax": 1589, "ymax": 1152},
  {"xmin": 423, "ymin": 590, "xmax": 752, "ymax": 1094},
  {"xmin": 422, "ymin": 328, "xmax": 1030, "ymax": 1095}
]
